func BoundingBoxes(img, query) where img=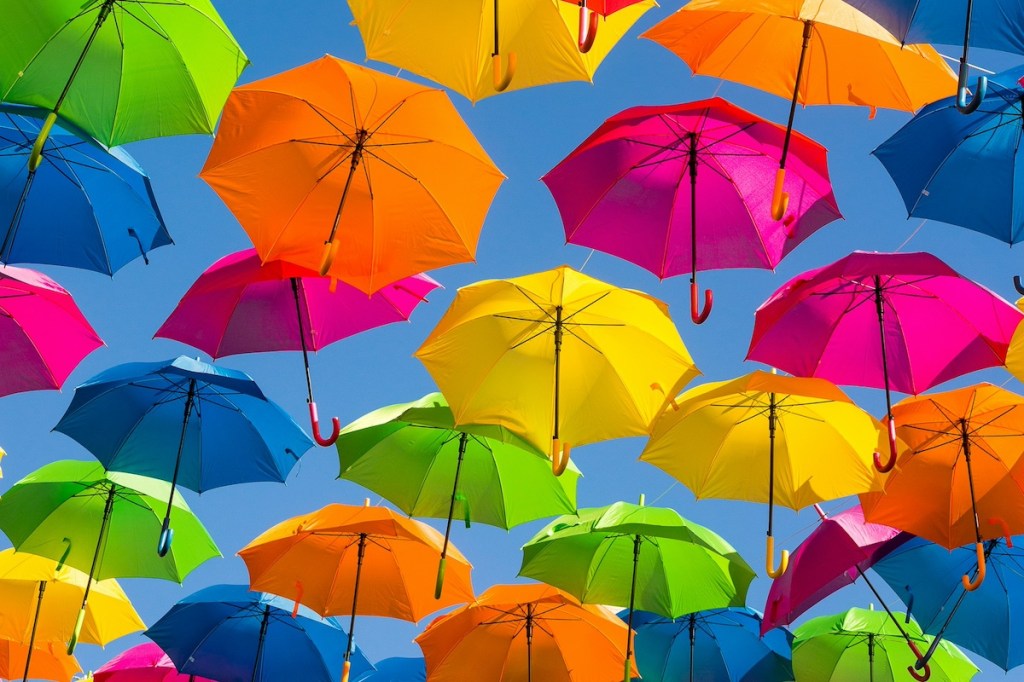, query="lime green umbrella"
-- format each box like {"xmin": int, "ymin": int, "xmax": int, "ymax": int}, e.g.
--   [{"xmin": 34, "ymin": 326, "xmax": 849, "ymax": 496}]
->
[
  {"xmin": 0, "ymin": 460, "xmax": 220, "ymax": 654},
  {"xmin": 793, "ymin": 607, "xmax": 979, "ymax": 682},
  {"xmin": 518, "ymin": 497, "xmax": 754, "ymax": 682},
  {"xmin": 338, "ymin": 392, "xmax": 581, "ymax": 599}
]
